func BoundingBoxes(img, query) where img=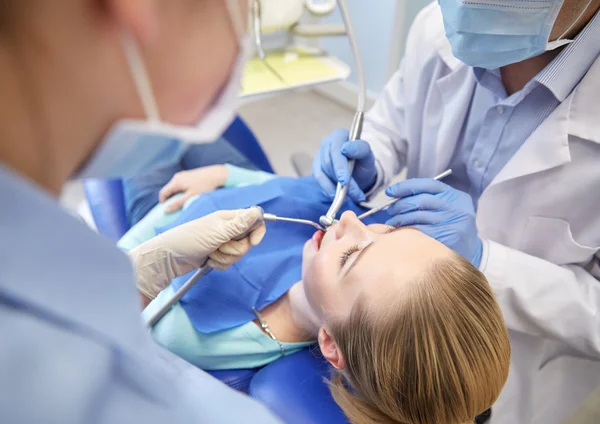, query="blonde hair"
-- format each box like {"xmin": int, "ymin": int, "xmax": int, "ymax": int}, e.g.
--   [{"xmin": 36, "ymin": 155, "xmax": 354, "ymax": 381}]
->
[{"xmin": 328, "ymin": 253, "xmax": 510, "ymax": 424}]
